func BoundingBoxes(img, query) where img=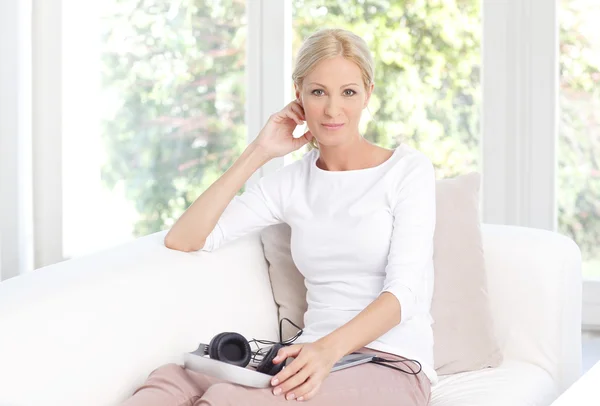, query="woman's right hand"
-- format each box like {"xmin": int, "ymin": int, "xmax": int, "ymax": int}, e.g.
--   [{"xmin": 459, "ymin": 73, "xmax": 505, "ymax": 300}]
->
[{"xmin": 251, "ymin": 99, "xmax": 313, "ymax": 159}]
